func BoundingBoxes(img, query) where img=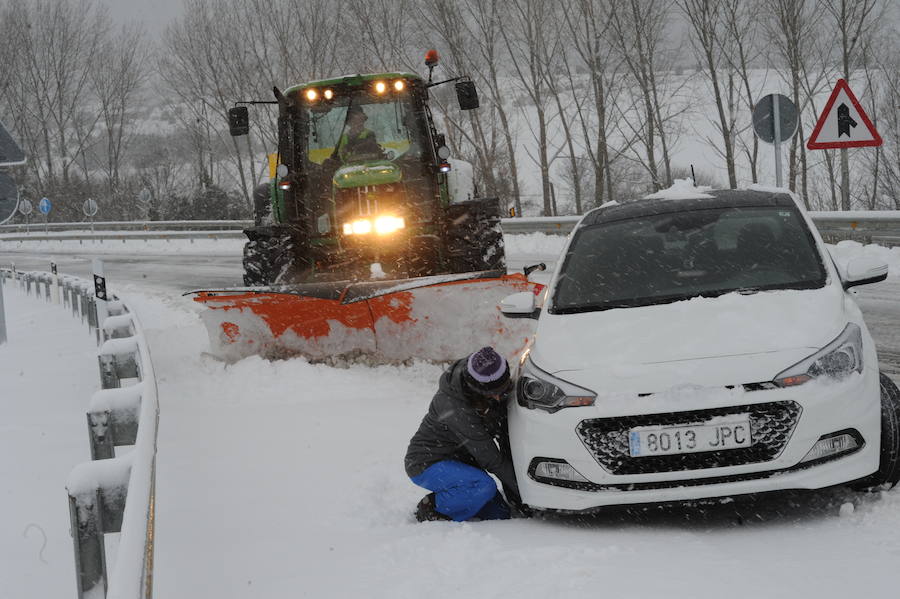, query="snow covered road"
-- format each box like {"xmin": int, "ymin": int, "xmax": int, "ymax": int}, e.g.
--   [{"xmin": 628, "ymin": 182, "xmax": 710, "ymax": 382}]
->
[
  {"xmin": 125, "ymin": 285, "xmax": 900, "ymax": 598},
  {"xmin": 2, "ymin": 235, "xmax": 900, "ymax": 598}
]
